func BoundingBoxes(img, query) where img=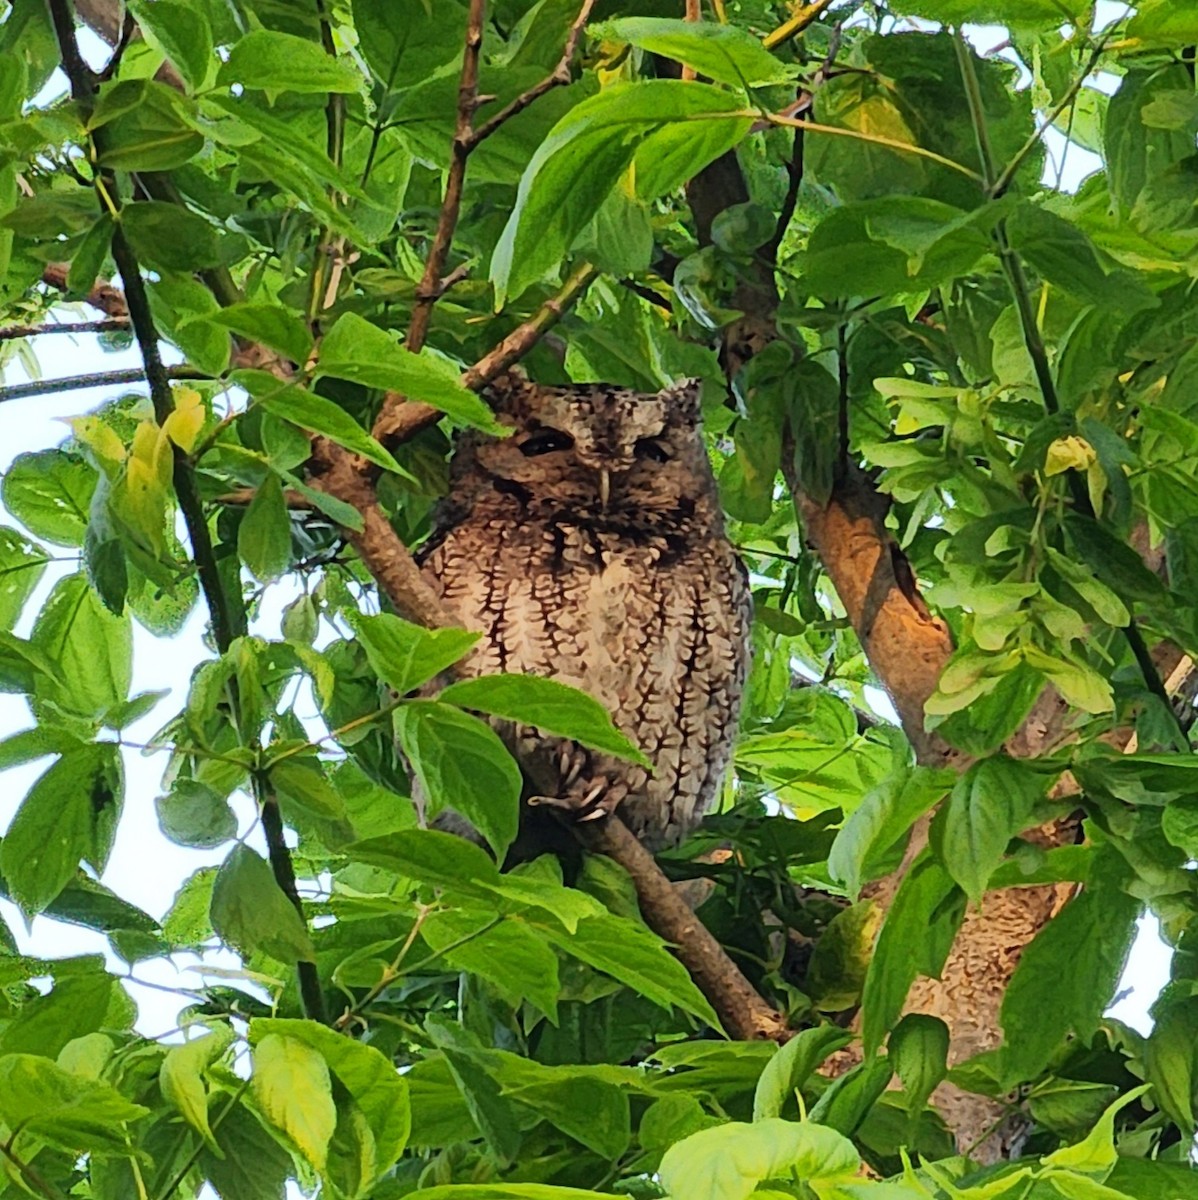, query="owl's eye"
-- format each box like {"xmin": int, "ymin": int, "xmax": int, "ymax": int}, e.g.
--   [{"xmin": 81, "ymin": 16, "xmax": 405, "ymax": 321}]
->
[
  {"xmin": 635, "ymin": 437, "xmax": 671, "ymax": 463},
  {"xmin": 518, "ymin": 429, "xmax": 574, "ymax": 456}
]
